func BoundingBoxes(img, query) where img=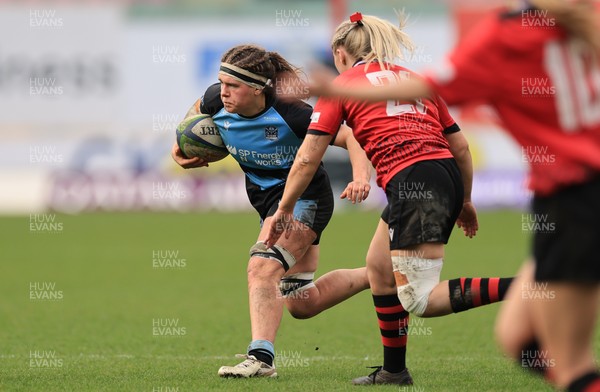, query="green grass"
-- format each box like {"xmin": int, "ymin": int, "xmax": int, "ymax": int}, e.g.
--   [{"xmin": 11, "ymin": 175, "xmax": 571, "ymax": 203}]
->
[{"xmin": 0, "ymin": 210, "xmax": 584, "ymax": 391}]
